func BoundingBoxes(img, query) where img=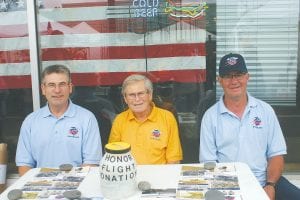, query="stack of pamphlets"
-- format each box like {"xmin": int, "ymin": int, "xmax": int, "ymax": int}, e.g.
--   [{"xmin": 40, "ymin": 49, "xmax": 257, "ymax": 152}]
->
[
  {"xmin": 19, "ymin": 167, "xmax": 89, "ymax": 199},
  {"xmin": 176, "ymin": 165, "xmax": 242, "ymax": 200}
]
